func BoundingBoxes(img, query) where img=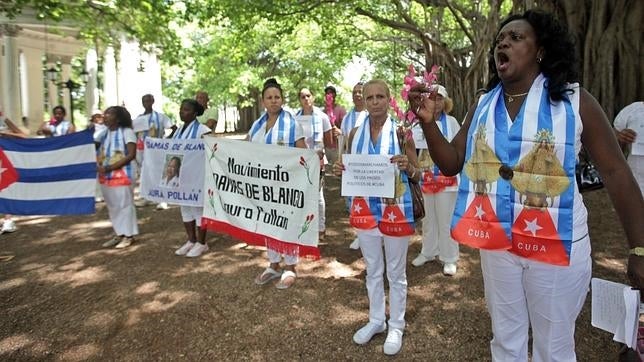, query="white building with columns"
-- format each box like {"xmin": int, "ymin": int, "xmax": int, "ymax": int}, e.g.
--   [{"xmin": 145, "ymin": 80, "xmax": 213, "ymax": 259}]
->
[{"xmin": 1, "ymin": 10, "xmax": 165, "ymax": 135}]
